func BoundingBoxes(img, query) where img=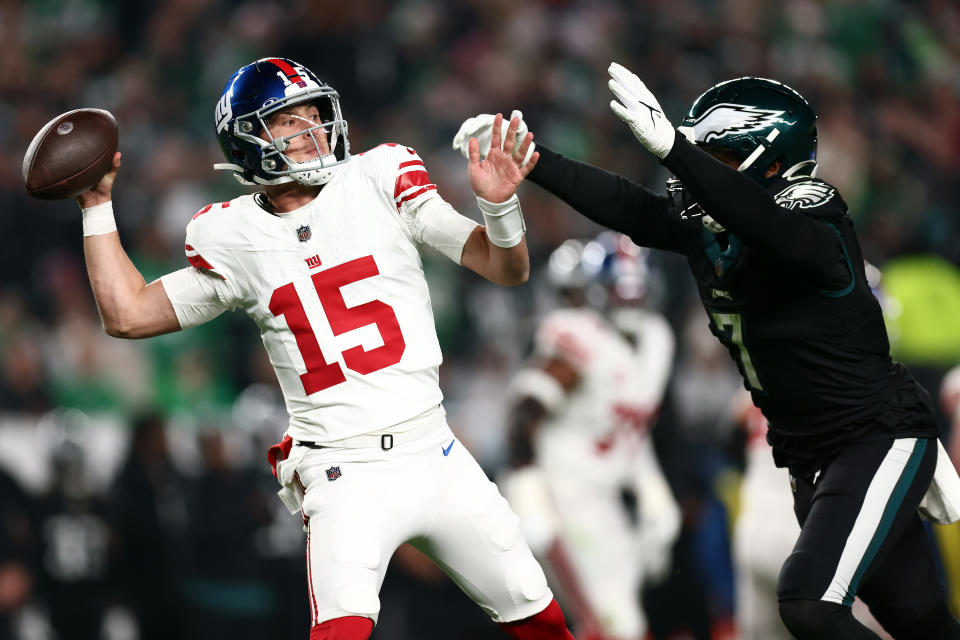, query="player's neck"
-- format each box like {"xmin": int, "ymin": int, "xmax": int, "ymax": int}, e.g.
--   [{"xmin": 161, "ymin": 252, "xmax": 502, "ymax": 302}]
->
[{"xmin": 264, "ymin": 181, "xmax": 322, "ymax": 214}]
